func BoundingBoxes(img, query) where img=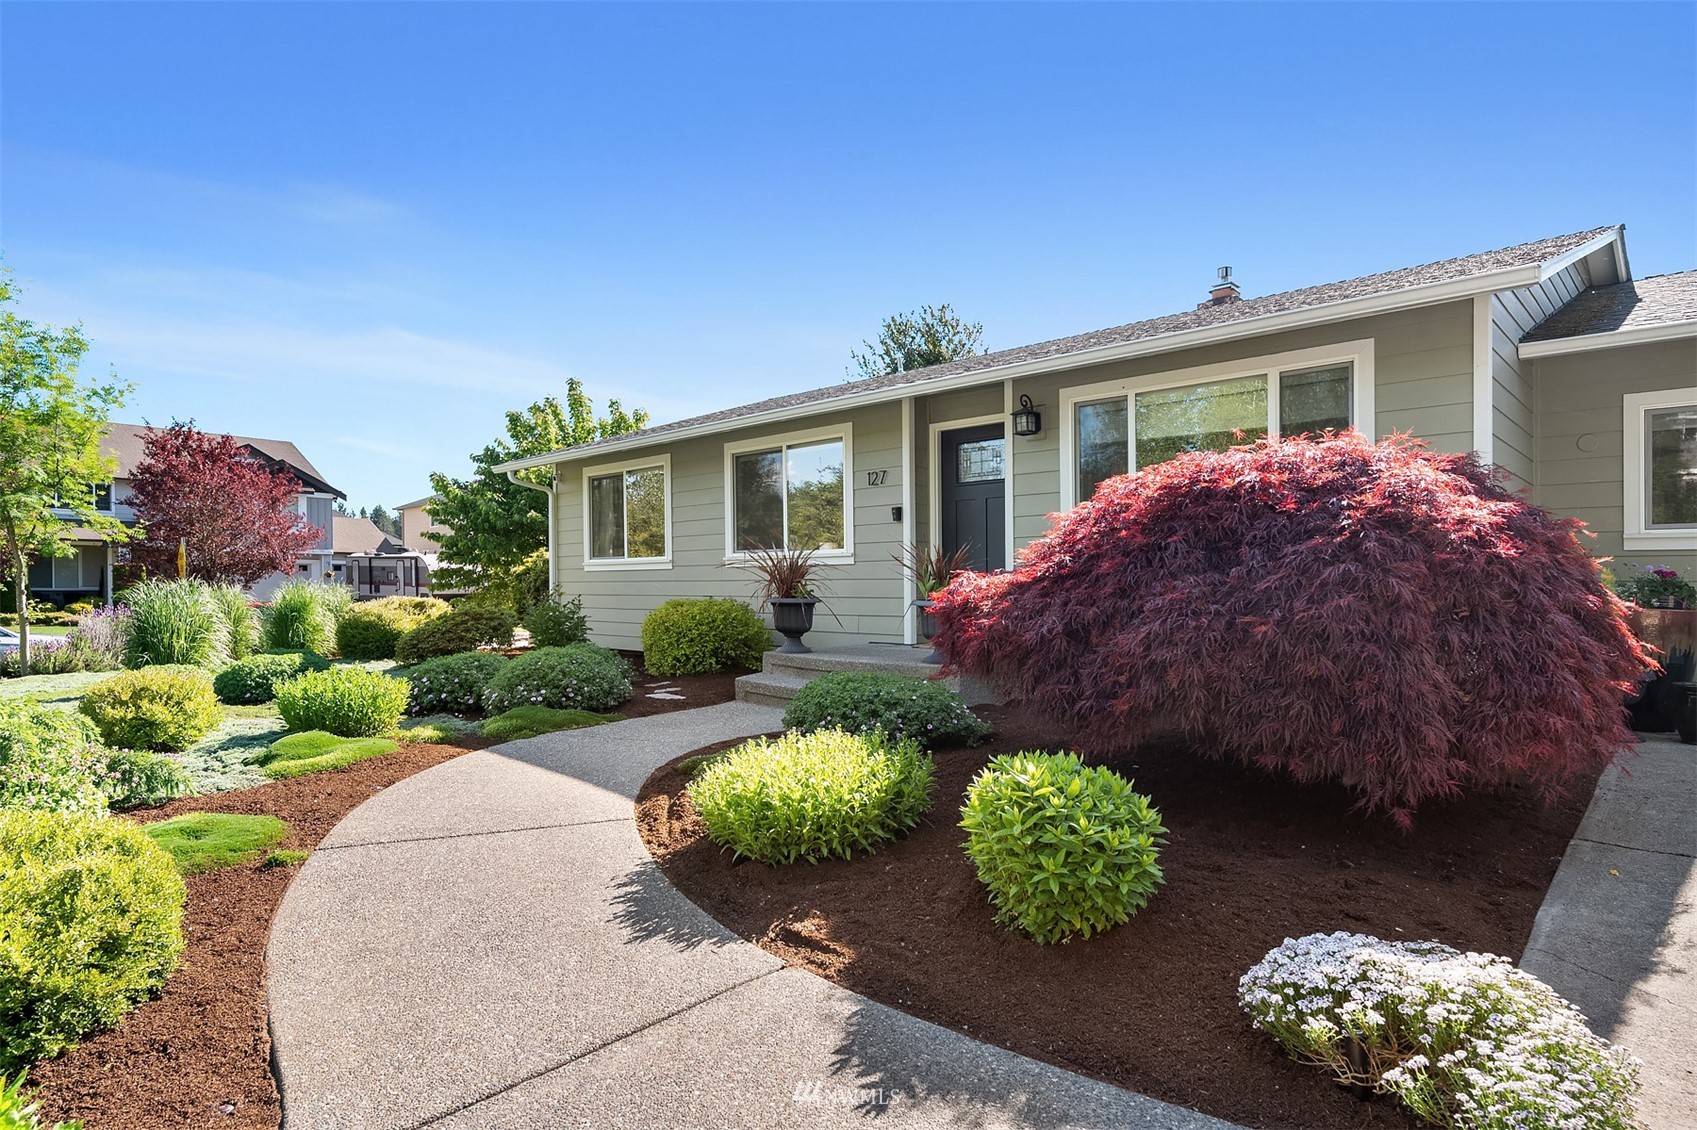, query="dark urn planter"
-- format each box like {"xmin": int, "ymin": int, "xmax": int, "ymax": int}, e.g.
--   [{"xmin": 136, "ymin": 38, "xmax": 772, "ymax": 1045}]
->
[
  {"xmin": 913, "ymin": 598, "xmax": 943, "ymax": 665},
  {"xmin": 768, "ymin": 597, "xmax": 819, "ymax": 654},
  {"xmin": 1627, "ymin": 608, "xmax": 1697, "ymax": 738}
]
